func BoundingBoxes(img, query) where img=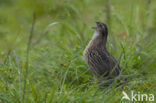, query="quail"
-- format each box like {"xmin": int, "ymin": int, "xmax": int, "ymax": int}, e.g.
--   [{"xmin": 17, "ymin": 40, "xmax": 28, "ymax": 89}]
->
[{"xmin": 83, "ymin": 22, "xmax": 121, "ymax": 83}]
